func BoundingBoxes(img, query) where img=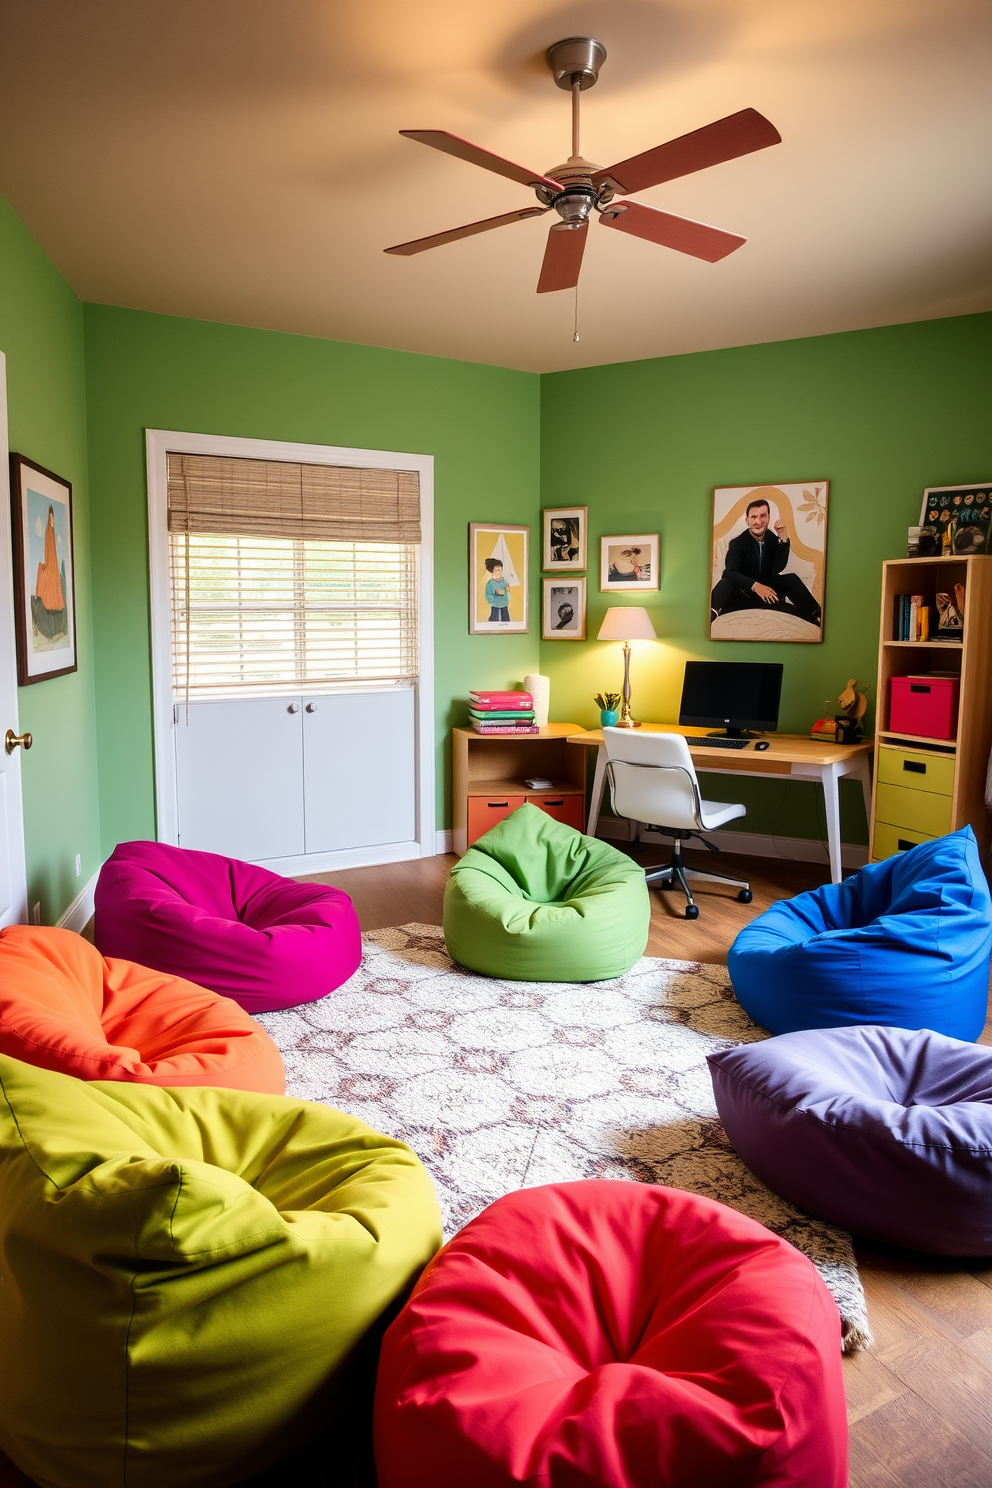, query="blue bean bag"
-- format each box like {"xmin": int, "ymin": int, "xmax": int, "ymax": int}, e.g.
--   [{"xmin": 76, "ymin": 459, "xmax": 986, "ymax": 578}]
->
[
  {"xmin": 708, "ymin": 1026, "xmax": 992, "ymax": 1254},
  {"xmin": 728, "ymin": 827, "xmax": 991, "ymax": 1041}
]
